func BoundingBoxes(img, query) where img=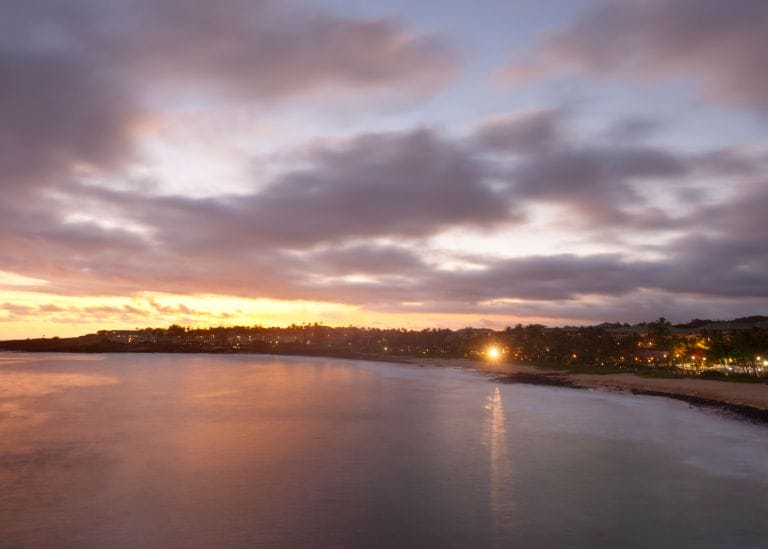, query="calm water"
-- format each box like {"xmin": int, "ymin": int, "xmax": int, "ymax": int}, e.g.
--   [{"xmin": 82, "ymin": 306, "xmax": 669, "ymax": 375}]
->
[{"xmin": 1, "ymin": 353, "xmax": 767, "ymax": 548}]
